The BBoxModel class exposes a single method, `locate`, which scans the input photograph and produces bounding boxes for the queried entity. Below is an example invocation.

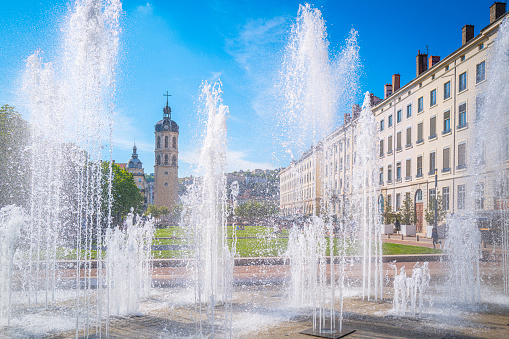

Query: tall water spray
[280,3,361,335]
[444,18,509,304]
[181,80,234,336]
[279,4,335,155]
[15,0,122,335]
[351,92,383,301]
[470,18,509,297]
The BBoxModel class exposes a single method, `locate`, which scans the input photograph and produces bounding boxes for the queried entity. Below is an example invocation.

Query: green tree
[170,204,183,224]
[400,195,416,225]
[234,200,278,222]
[144,204,161,219]
[0,105,30,208]
[102,162,143,226]
[425,192,447,225]
[382,198,396,225]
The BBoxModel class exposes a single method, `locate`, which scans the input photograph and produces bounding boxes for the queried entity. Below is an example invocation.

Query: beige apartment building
[322,96,382,220]
[376,2,509,232]
[280,3,509,232]
[280,144,323,218]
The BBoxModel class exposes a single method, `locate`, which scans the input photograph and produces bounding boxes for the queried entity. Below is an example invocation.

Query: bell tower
[154,91,179,211]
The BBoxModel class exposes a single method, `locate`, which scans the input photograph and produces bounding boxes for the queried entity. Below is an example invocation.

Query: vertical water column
[278,4,335,155]
[183,80,233,336]
[0,206,25,327]
[105,213,154,318]
[22,0,121,335]
[350,93,383,301]
[23,55,66,309]
[280,4,362,334]
[473,18,509,297]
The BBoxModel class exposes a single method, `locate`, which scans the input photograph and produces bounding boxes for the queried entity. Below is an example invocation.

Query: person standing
[432,227,441,249]
[394,217,401,233]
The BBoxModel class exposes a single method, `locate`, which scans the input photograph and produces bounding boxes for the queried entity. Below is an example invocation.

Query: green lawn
[154,226,187,238]
[45,227,442,260]
[154,225,290,239]
[151,228,442,258]
[382,242,442,255]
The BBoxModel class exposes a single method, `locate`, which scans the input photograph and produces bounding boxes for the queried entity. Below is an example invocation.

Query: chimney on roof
[490,2,507,23]
[352,104,361,119]
[370,93,382,106]
[462,25,475,45]
[416,50,428,76]
[392,74,401,92]
[384,84,393,99]
[428,55,440,68]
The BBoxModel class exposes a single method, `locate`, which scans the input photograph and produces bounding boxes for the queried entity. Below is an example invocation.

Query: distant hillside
[178,169,280,202]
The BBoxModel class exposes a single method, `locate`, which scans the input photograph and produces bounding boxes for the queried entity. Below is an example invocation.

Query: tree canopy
[102,162,144,226]
[0,105,30,208]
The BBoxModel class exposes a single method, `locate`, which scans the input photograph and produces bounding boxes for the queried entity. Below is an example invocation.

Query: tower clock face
[163,124,169,130]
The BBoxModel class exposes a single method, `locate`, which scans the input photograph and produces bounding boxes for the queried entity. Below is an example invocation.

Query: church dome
[127,144,143,169]
[155,119,179,133]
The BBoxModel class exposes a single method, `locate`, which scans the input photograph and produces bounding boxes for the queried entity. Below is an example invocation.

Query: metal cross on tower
[163,91,172,120]
[163,91,171,106]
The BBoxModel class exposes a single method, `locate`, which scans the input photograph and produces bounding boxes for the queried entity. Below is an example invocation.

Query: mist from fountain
[443,18,509,305]
[105,212,154,319]
[279,3,362,335]
[391,262,430,318]
[351,92,383,301]
[0,206,25,327]
[180,80,234,336]
[476,18,509,296]
[0,0,133,336]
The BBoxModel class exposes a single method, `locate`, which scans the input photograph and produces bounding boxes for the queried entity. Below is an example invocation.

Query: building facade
[375,3,509,232]
[154,98,179,211]
[280,3,509,232]
[280,144,323,218]
[126,144,148,205]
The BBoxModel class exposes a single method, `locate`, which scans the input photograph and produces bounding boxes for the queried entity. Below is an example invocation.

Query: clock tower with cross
[154,91,179,212]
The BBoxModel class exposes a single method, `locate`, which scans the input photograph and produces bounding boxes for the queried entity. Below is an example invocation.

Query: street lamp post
[434,169,438,232]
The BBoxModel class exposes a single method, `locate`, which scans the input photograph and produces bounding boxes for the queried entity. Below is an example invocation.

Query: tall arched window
[172,136,177,149]
[165,136,168,148]
[157,136,161,149]
[164,154,168,165]
[415,189,423,202]
[156,154,161,165]
[172,155,177,166]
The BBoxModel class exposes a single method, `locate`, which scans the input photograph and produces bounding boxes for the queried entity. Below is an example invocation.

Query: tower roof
[156,91,179,133]
[127,143,143,169]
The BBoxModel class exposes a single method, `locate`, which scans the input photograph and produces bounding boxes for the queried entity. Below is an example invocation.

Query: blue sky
[0,0,497,177]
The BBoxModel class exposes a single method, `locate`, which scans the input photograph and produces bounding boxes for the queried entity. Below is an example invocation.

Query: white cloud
[207,71,222,84]
[226,149,274,172]
[110,111,153,161]
[225,16,288,74]
[136,2,153,15]
[179,148,275,173]
[225,16,288,120]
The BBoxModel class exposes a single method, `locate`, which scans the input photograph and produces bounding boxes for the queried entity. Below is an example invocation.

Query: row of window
[380,143,467,184]
[156,135,177,149]
[379,61,486,132]
[386,183,483,212]
[379,101,476,158]
[156,154,177,166]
